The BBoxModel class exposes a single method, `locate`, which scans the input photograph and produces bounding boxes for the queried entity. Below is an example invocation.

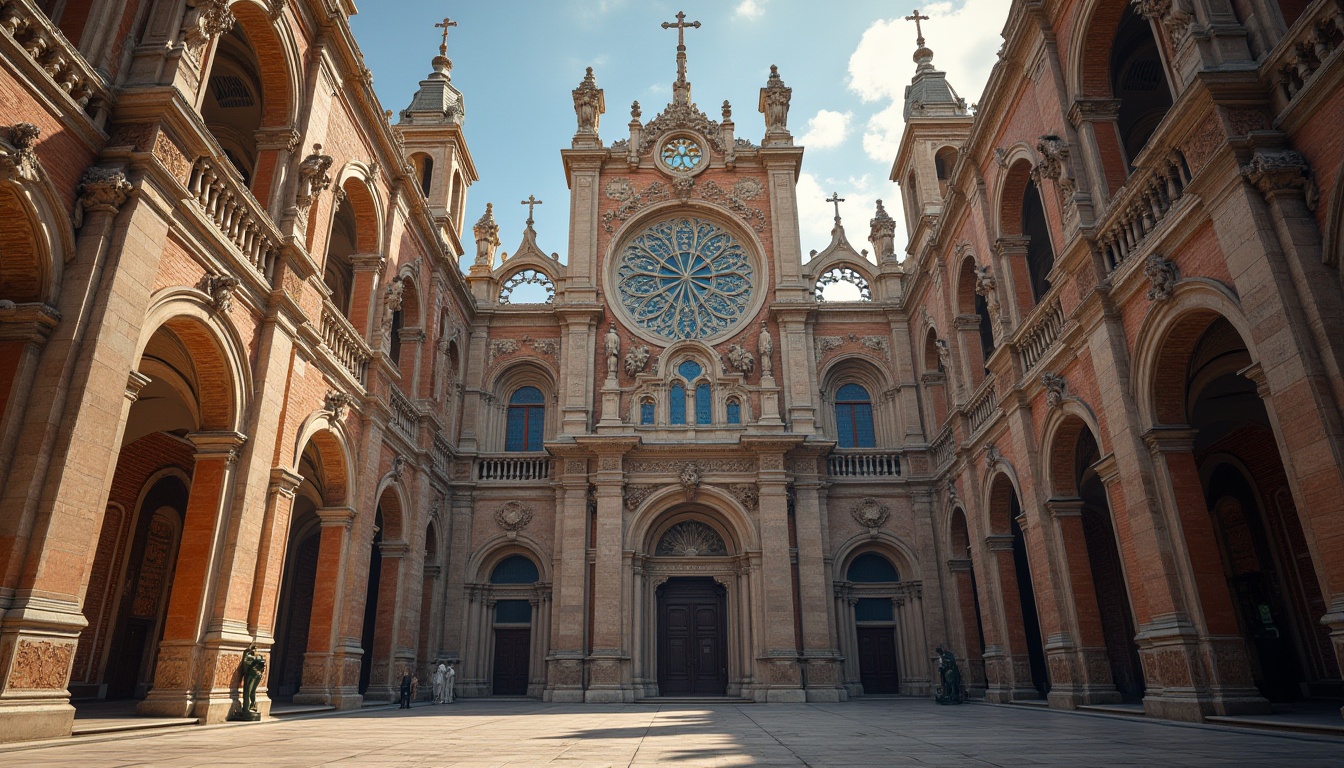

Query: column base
[0,699,74,743]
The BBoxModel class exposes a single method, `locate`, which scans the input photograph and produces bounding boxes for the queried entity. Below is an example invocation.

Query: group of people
[399,662,456,709]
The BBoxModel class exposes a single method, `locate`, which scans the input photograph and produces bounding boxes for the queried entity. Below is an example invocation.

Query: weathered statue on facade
[604,323,621,378]
[934,644,963,705]
[758,321,774,378]
[229,645,265,721]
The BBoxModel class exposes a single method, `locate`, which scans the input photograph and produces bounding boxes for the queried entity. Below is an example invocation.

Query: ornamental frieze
[625,458,756,474]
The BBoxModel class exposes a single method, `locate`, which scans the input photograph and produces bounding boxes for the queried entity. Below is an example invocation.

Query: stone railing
[387,387,418,445]
[0,0,112,126]
[476,455,552,482]
[1015,294,1064,372]
[1094,150,1191,273]
[929,424,956,472]
[827,450,902,478]
[320,301,371,387]
[186,157,281,280]
[432,433,452,478]
[1269,0,1344,112]
[967,375,998,436]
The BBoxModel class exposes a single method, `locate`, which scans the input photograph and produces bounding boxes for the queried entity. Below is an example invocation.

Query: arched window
[935,146,958,198]
[670,384,687,425]
[490,554,539,584]
[1111,5,1174,170]
[418,156,434,198]
[835,383,876,448]
[695,382,711,424]
[1022,183,1054,302]
[726,398,742,425]
[505,386,545,452]
[640,398,655,425]
[847,552,899,582]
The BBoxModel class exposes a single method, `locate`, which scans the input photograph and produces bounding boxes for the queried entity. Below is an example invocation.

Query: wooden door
[492,628,530,695]
[657,578,727,696]
[857,627,899,694]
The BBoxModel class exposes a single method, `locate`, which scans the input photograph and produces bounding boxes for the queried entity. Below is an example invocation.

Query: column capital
[1067,98,1121,127]
[1237,361,1270,399]
[187,430,248,463]
[1044,497,1085,519]
[1142,425,1198,454]
[350,253,387,272]
[269,467,305,498]
[315,505,356,527]
[985,534,1015,551]
[126,370,153,402]
[379,541,411,558]
[947,557,973,572]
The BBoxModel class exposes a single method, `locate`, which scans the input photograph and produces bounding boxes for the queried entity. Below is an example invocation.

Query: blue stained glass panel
[854,598,894,622]
[695,382,711,424]
[677,360,703,381]
[670,384,686,425]
[836,384,876,448]
[726,399,741,424]
[640,399,655,425]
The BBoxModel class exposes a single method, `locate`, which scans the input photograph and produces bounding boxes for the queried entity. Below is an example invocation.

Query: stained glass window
[505,386,545,451]
[695,382,711,424]
[615,218,754,341]
[726,398,741,424]
[640,398,655,425]
[847,552,899,582]
[660,137,703,171]
[677,360,703,380]
[835,383,876,448]
[490,555,540,584]
[670,384,686,425]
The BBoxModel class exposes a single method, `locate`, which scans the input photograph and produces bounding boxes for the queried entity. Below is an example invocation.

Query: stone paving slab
[1,699,1340,767]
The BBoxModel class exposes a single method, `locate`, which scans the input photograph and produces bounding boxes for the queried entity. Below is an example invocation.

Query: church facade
[1,0,1342,744]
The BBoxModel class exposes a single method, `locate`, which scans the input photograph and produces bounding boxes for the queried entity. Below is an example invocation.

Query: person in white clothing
[432,662,447,704]
[445,663,456,704]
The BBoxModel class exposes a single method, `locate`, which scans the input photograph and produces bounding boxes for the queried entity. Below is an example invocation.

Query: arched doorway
[489,554,539,696]
[986,474,1049,699]
[947,507,987,693]
[358,505,385,697]
[656,576,727,696]
[846,553,900,695]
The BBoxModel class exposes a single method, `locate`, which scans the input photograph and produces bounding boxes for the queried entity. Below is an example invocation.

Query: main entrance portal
[657,577,728,696]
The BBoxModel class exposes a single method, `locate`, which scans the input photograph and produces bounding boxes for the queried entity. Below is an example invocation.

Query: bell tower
[398,17,479,254]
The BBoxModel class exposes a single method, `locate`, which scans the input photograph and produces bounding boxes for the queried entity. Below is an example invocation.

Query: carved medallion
[494,501,533,539]
[850,498,890,531]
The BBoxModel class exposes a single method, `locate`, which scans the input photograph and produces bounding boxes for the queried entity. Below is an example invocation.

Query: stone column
[139,431,248,720]
[246,468,303,704]
[457,324,489,452]
[983,535,1038,701]
[754,453,803,701]
[1046,498,1120,707]
[558,310,600,436]
[0,304,59,490]
[295,506,358,709]
[348,254,386,341]
[947,558,987,691]
[586,449,632,702]
[367,540,408,703]
[545,458,590,701]
[791,460,843,701]
[1067,99,1124,202]
[993,237,1032,328]
[439,492,474,664]
[776,309,817,434]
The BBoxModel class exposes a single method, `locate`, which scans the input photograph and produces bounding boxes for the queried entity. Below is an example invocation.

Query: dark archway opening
[1022,183,1054,302]
[358,507,385,696]
[1111,5,1174,169]
[1010,495,1050,697]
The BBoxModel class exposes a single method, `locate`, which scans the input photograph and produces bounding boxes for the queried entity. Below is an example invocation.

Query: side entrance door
[657,577,727,696]
[856,626,899,694]
[492,628,530,695]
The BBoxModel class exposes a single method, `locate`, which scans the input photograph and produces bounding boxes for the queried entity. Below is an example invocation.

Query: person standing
[445,663,456,704]
[432,662,447,704]
[399,667,413,709]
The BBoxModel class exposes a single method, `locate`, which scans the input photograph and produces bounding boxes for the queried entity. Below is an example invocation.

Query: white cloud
[796,173,897,259]
[735,0,767,20]
[799,109,852,149]
[847,0,1007,162]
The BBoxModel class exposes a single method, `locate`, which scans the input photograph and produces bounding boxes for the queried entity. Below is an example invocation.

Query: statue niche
[655,520,727,557]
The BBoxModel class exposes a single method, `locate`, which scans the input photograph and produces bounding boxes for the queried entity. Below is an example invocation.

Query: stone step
[634,697,757,705]
[71,717,199,737]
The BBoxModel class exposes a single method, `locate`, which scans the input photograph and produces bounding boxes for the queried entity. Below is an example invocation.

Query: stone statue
[604,323,620,378]
[230,644,265,721]
[935,644,963,705]
[572,67,604,138]
[445,663,457,704]
[759,65,792,142]
[758,321,774,378]
[432,661,447,704]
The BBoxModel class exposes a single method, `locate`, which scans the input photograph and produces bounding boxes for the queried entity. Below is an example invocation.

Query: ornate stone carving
[758,321,774,378]
[296,145,333,210]
[934,338,951,371]
[637,101,726,157]
[1144,254,1180,302]
[602,179,671,233]
[946,479,960,506]
[679,462,702,498]
[7,640,74,689]
[324,390,356,420]
[725,343,754,375]
[74,166,132,228]
[624,484,655,511]
[624,343,650,377]
[1241,149,1318,211]
[728,483,759,511]
[985,443,1003,470]
[268,0,287,21]
[572,67,604,139]
[604,323,621,378]
[199,273,240,313]
[850,498,890,531]
[183,0,236,58]
[1131,0,1193,44]
[626,458,756,474]
[0,122,40,181]
[759,65,792,144]
[489,338,520,363]
[494,501,533,538]
[1041,372,1067,408]
[869,199,896,260]
[1032,134,1075,203]
[391,454,410,480]
[815,336,844,356]
[655,520,727,556]
[527,337,560,356]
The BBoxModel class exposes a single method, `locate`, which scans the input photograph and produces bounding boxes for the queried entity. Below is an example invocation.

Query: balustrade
[967,376,998,436]
[0,0,111,125]
[476,455,552,481]
[388,387,418,444]
[1271,0,1344,110]
[1015,295,1064,373]
[432,433,452,478]
[187,157,281,279]
[320,302,372,387]
[1094,151,1190,272]
[826,451,902,478]
[929,425,956,472]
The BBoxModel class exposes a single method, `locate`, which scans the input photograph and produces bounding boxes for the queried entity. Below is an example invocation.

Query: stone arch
[994,151,1036,238]
[0,174,68,305]
[832,533,922,583]
[410,153,434,199]
[469,538,551,585]
[626,485,758,554]
[819,354,897,448]
[1069,0,1138,100]
[1039,400,1106,498]
[336,169,383,254]
[208,1,299,127]
[486,360,558,452]
[135,291,252,434]
[290,411,355,507]
[983,467,1023,537]
[372,470,409,544]
[934,144,959,197]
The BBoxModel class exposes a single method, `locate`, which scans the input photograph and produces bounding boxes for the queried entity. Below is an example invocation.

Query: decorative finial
[826,191,846,222]
[722,100,732,120]
[435,17,458,57]
[631,100,641,119]
[904,8,930,48]
[661,10,702,96]
[520,195,543,227]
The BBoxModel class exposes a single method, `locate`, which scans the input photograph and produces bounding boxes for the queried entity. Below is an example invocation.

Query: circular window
[614,216,755,342]
[660,137,703,171]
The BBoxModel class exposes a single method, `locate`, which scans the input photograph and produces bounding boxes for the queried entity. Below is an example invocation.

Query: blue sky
[350,0,1009,267]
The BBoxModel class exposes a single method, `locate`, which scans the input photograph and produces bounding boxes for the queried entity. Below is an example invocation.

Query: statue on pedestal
[229,645,265,721]
[758,322,774,378]
[604,323,621,378]
[934,644,964,705]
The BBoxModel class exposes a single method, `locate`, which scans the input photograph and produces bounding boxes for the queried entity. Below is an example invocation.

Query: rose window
[660,137,703,171]
[615,217,754,341]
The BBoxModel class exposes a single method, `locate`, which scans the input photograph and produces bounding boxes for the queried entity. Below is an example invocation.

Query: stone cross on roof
[520,195,543,227]
[904,9,929,47]
[826,191,846,221]
[435,17,458,56]
[661,11,701,89]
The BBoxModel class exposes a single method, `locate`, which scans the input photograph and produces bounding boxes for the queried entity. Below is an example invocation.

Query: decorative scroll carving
[1041,372,1067,408]
[626,458,756,474]
[74,166,131,228]
[1241,149,1318,211]
[655,520,727,556]
[324,390,356,420]
[0,122,40,182]
[985,443,1003,471]
[727,483,759,511]
[602,179,671,233]
[624,484,655,511]
[494,501,533,537]
[850,498,890,531]
[199,273,240,313]
[679,462,702,498]
[815,267,872,302]
[1144,254,1180,302]
[391,455,410,481]
[1131,0,1193,44]
[725,344,754,375]
[624,343,651,376]
[7,640,73,689]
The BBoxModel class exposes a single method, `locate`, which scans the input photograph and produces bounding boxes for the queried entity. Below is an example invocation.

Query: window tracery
[815,267,872,302]
[655,521,727,556]
[499,269,555,305]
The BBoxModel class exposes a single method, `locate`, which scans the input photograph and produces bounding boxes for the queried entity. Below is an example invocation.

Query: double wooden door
[856,627,899,694]
[657,578,728,696]
[492,628,530,695]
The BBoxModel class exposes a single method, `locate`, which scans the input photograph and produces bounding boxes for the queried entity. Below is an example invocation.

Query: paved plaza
[0,700,1339,767]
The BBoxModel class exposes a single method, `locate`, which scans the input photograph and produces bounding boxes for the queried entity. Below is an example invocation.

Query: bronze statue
[229,644,266,721]
[934,644,963,705]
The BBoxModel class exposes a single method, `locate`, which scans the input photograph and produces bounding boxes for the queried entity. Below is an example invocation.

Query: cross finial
[520,195,543,226]
[661,11,701,49]
[826,191,846,221]
[904,8,930,47]
[435,17,458,56]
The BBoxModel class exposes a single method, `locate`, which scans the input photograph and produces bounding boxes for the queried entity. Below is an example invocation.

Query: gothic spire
[900,9,967,120]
